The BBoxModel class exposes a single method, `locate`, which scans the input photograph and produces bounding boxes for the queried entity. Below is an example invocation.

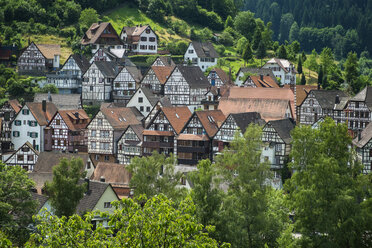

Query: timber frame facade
[0,100,21,153]
[4,142,39,171]
[112,66,141,104]
[117,125,143,165]
[17,42,47,75]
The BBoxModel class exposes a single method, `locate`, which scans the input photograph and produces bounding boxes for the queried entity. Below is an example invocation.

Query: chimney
[74,112,80,119]
[260,74,263,81]
[217,87,221,97]
[358,132,362,141]
[98,21,102,24]
[48,91,52,102]
[335,95,340,104]
[84,178,90,193]
[100,176,105,182]
[42,100,46,112]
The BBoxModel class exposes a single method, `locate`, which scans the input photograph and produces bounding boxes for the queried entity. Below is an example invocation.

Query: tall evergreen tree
[344,51,360,93]
[242,42,253,65]
[256,40,266,66]
[252,27,262,50]
[301,51,307,62]
[317,66,323,89]
[224,15,234,29]
[289,21,299,43]
[297,56,303,74]
[278,45,287,59]
[300,73,306,85]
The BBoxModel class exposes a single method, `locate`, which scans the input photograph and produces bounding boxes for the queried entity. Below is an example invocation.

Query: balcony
[142,141,174,148]
[177,146,209,153]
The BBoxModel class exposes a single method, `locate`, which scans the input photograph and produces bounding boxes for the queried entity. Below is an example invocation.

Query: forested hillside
[243,0,372,58]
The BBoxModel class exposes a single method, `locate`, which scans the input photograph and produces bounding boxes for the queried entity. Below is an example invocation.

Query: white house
[11,101,57,152]
[262,58,297,85]
[184,41,219,72]
[4,141,39,171]
[126,87,159,118]
[112,66,142,104]
[234,67,278,86]
[120,25,157,54]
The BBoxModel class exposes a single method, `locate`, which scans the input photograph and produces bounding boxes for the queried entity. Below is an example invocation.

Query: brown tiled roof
[196,110,225,137]
[353,122,372,148]
[222,87,295,119]
[4,141,39,164]
[26,102,58,126]
[249,75,279,88]
[34,93,82,110]
[152,66,174,84]
[57,109,90,131]
[162,107,192,134]
[81,22,122,45]
[36,44,60,59]
[177,133,209,141]
[284,85,318,106]
[153,56,175,67]
[126,66,142,83]
[218,98,292,122]
[101,107,142,130]
[143,130,174,136]
[91,162,131,186]
[8,99,22,113]
[212,68,230,84]
[122,25,150,37]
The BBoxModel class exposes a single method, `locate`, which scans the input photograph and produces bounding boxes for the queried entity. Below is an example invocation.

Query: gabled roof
[33,152,89,173]
[162,107,192,134]
[8,99,22,113]
[266,118,295,144]
[350,86,372,110]
[52,109,90,131]
[284,85,318,106]
[152,56,175,67]
[126,66,142,83]
[211,67,231,85]
[176,65,210,89]
[124,124,144,142]
[36,44,61,59]
[26,102,58,126]
[306,90,348,109]
[94,61,119,78]
[353,122,372,148]
[4,141,39,164]
[265,58,296,73]
[195,110,226,138]
[247,75,279,88]
[230,112,266,134]
[81,22,122,45]
[100,107,142,130]
[236,67,278,83]
[152,66,174,84]
[140,87,159,106]
[34,94,81,110]
[190,41,219,58]
[121,25,150,37]
[91,162,131,187]
[70,54,90,74]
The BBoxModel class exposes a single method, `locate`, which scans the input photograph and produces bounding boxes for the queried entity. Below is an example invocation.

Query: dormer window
[189,49,194,54]
[146,28,150,34]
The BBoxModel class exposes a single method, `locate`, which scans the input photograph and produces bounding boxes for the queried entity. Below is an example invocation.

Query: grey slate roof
[353,122,372,148]
[177,65,210,89]
[191,41,219,58]
[33,152,89,173]
[350,86,372,110]
[230,112,266,134]
[126,66,142,83]
[268,118,295,144]
[71,54,90,74]
[140,87,159,106]
[95,61,119,78]
[159,96,172,107]
[309,90,348,109]
[32,192,49,212]
[34,93,81,110]
[237,67,279,84]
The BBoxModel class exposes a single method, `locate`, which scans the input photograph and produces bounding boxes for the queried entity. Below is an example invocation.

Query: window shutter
[35,132,38,138]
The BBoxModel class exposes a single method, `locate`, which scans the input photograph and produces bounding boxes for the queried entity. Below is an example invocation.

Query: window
[14,120,21,126]
[128,83,133,88]
[138,97,143,103]
[146,106,150,112]
[97,119,103,125]
[30,132,38,138]
[59,129,63,135]
[104,202,112,208]
[87,162,91,169]
[91,142,96,149]
[355,102,359,108]
[189,49,194,54]
[146,28,151,34]
[17,155,24,161]
[149,37,155,42]
[91,130,96,137]
[95,154,100,160]
[27,155,34,161]
[140,37,147,41]
[140,106,144,112]
[22,109,29,115]
[104,155,110,161]
[90,86,93,91]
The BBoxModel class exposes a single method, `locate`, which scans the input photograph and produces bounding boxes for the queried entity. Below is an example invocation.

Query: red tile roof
[152,66,174,84]
[9,99,22,114]
[249,75,279,88]
[57,109,90,131]
[142,130,174,136]
[26,102,58,126]
[196,110,226,137]
[162,107,192,134]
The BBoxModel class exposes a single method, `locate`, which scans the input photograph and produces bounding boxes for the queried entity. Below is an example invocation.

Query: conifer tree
[242,42,253,65]
[256,40,267,66]
[300,73,306,85]
[297,56,303,74]
[252,28,262,50]
[318,65,323,89]
[224,15,233,29]
[301,51,307,62]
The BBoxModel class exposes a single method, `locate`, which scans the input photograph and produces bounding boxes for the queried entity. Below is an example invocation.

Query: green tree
[285,117,371,247]
[39,83,58,94]
[242,42,253,65]
[127,152,184,201]
[28,195,229,247]
[297,56,303,74]
[279,13,294,43]
[252,27,262,50]
[256,40,266,66]
[301,51,307,62]
[147,0,167,23]
[300,73,306,85]
[44,158,87,217]
[278,45,287,59]
[224,15,234,28]
[304,49,318,72]
[0,164,37,246]
[79,8,99,30]
[216,124,282,247]
[236,36,248,55]
[344,51,360,93]
[320,47,335,75]
[289,21,299,43]
[234,11,256,41]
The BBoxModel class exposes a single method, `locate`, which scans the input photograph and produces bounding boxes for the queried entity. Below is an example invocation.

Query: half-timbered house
[164,66,210,111]
[235,67,277,86]
[0,99,22,153]
[120,25,158,54]
[4,142,39,171]
[177,110,225,166]
[117,125,143,165]
[213,112,265,155]
[144,96,172,127]
[261,118,295,188]
[299,90,348,125]
[17,42,60,75]
[112,66,142,103]
[184,41,219,72]
[44,109,90,153]
[46,54,90,94]
[89,48,132,66]
[81,22,123,54]
[87,107,143,165]
[142,106,191,156]
[151,56,175,67]
[11,101,57,152]
[353,122,372,174]
[82,61,119,104]
[126,87,159,117]
[207,68,230,88]
[141,66,174,95]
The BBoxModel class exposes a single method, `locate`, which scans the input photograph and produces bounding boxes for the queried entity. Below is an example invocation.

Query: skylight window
[175,113,179,119]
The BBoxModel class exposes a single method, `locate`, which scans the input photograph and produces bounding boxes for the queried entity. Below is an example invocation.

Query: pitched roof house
[184,41,219,72]
[262,58,297,85]
[235,67,278,86]
[141,66,174,95]
[81,22,123,54]
[34,93,82,110]
[352,122,372,174]
[207,68,231,88]
[4,141,39,171]
[243,75,279,88]
[151,56,175,67]
[126,87,160,117]
[0,99,22,153]
[112,66,142,103]
[120,24,158,54]
[117,124,144,165]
